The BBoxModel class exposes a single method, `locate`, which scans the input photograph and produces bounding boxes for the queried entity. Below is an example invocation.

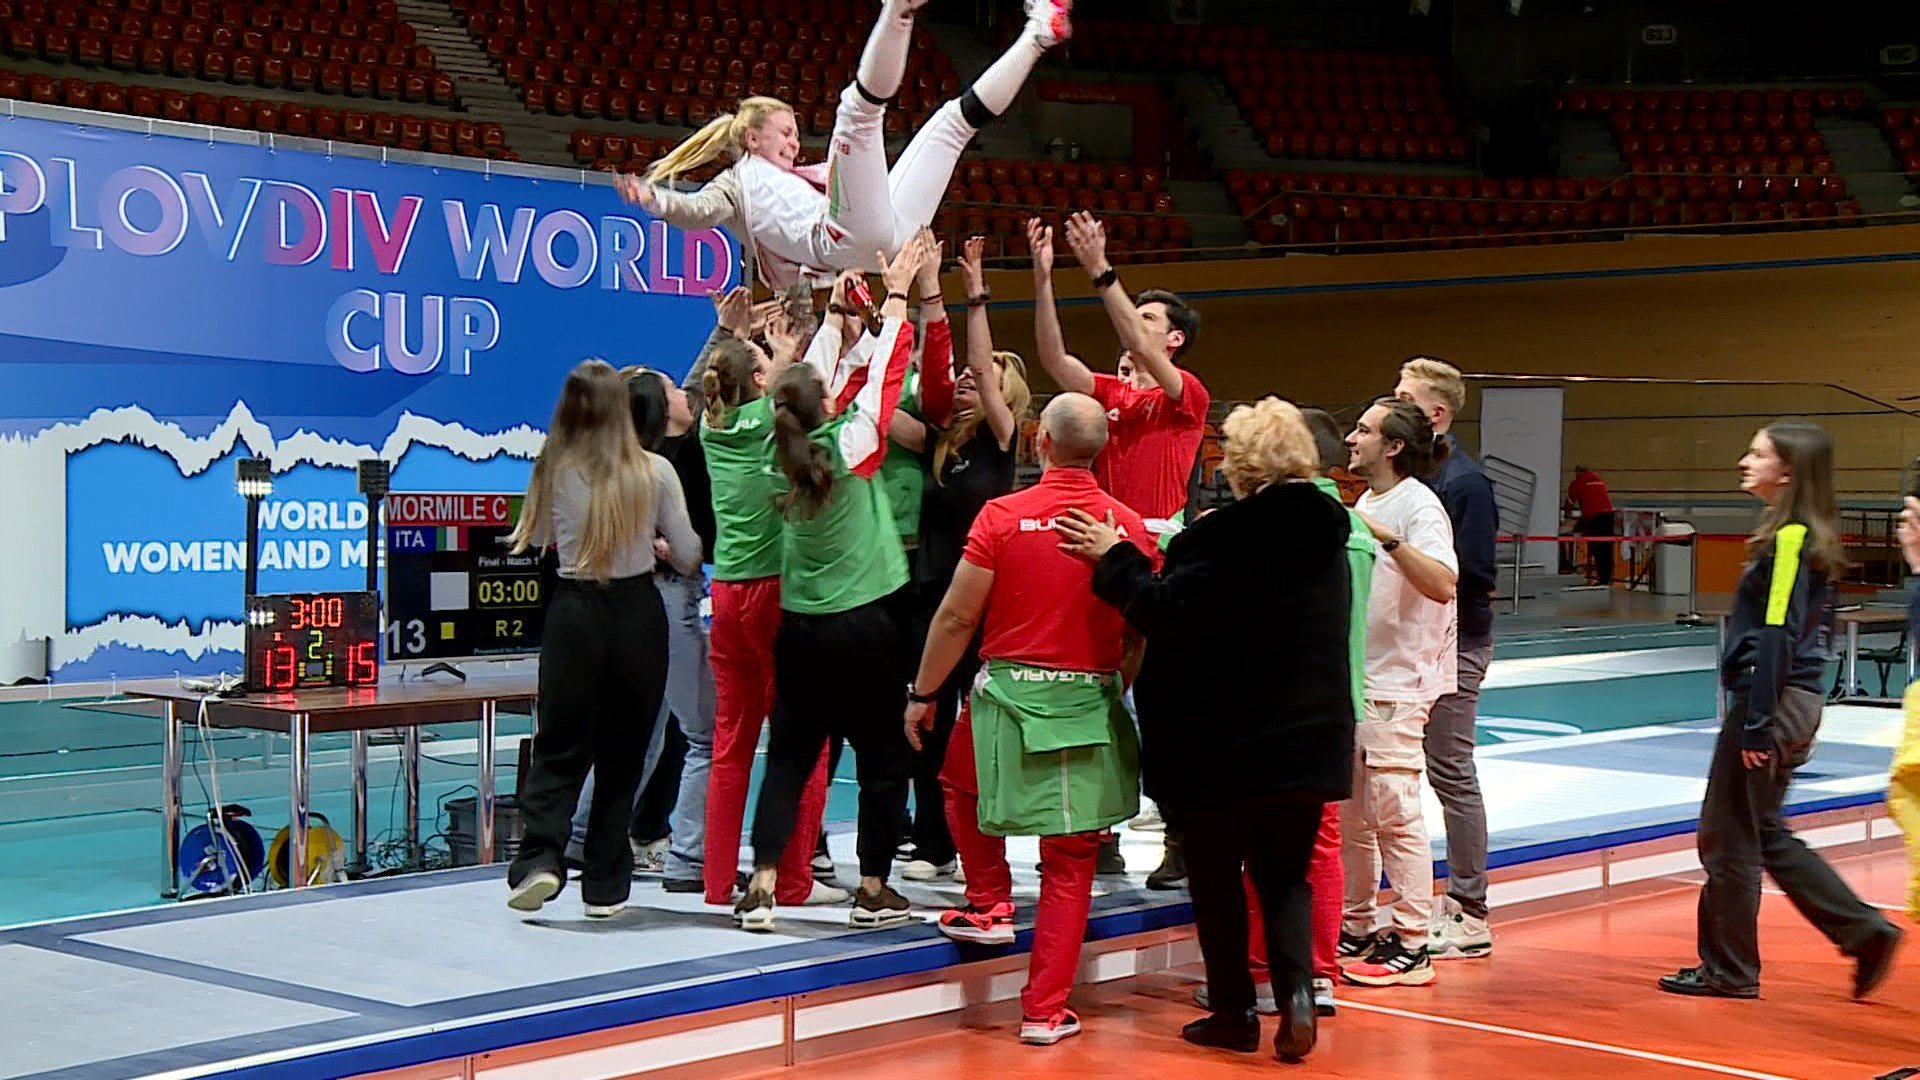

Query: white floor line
[1762,886,1904,915]
[1336,1000,1796,1080]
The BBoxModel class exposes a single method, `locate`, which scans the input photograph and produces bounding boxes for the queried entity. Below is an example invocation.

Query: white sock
[856,1,917,102]
[967,24,1046,117]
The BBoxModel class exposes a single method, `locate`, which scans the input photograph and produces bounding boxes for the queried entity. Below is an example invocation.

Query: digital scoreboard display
[245,591,381,691]
[384,492,544,662]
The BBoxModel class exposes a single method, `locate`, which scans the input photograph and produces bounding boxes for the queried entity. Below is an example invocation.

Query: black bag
[1773,685,1823,768]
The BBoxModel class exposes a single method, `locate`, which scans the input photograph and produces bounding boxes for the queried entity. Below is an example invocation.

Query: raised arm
[1357,503,1459,604]
[915,229,956,427]
[617,170,737,231]
[1027,217,1094,396]
[836,239,927,478]
[1064,211,1183,402]
[960,235,1017,451]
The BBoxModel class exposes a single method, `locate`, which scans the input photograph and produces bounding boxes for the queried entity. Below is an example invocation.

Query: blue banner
[0,112,737,680]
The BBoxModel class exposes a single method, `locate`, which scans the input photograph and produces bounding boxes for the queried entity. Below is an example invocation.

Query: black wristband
[906,682,938,704]
[967,290,991,308]
[828,302,855,317]
[886,290,909,303]
[1090,266,1119,291]
[918,291,945,305]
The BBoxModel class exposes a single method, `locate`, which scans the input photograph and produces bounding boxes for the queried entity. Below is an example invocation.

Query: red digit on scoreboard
[266,641,298,690]
[349,640,378,685]
[326,596,344,628]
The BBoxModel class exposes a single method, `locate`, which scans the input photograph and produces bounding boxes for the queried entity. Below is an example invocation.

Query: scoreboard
[245,591,381,691]
[384,492,544,662]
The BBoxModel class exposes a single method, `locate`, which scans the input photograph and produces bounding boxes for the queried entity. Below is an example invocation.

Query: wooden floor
[746,850,1917,1079]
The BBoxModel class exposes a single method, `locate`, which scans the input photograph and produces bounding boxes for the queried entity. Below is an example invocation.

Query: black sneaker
[661,877,703,894]
[1342,932,1436,987]
[1853,923,1902,1000]
[1097,835,1129,876]
[1337,929,1379,960]
[733,885,774,932]
[1657,965,1757,999]
[1146,841,1186,889]
[850,882,913,928]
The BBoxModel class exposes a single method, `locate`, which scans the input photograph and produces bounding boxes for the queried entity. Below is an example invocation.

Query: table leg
[478,699,497,864]
[1845,621,1861,698]
[289,712,310,888]
[404,725,422,869]
[162,701,182,899]
[349,730,369,873]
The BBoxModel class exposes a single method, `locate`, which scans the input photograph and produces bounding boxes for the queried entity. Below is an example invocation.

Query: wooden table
[124,674,537,898]
[1834,606,1914,701]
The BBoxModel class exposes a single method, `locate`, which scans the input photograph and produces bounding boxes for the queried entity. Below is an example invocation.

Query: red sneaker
[936,901,1015,945]
[1019,1008,1081,1045]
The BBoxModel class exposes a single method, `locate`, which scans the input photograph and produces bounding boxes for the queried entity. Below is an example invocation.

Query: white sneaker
[1128,803,1165,832]
[901,858,956,881]
[1428,895,1493,959]
[1019,1008,1081,1045]
[630,837,668,875]
[507,870,561,913]
[1192,981,1279,1015]
[1025,0,1072,47]
[811,852,836,879]
[1312,977,1336,1016]
[799,880,851,905]
[584,901,626,918]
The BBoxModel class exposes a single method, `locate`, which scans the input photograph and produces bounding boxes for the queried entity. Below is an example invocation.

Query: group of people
[485,0,1902,1061]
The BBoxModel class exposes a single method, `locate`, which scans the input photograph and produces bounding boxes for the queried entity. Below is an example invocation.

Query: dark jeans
[1577,511,1618,585]
[1175,791,1324,1014]
[754,589,914,881]
[631,715,688,842]
[511,575,668,907]
[1695,694,1891,988]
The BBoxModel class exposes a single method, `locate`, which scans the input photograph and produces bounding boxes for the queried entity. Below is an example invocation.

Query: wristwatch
[1380,536,1402,553]
[906,682,938,705]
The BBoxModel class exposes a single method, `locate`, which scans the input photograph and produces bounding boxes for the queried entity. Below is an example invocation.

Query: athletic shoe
[895,840,916,862]
[1191,981,1278,1015]
[937,901,1016,945]
[1656,965,1757,999]
[1342,933,1436,987]
[1337,929,1380,960]
[630,837,668,875]
[1853,923,1902,999]
[1097,835,1129,876]
[734,886,775,932]
[1311,977,1337,1017]
[798,880,851,905]
[1181,1009,1259,1053]
[583,901,626,919]
[507,869,561,913]
[811,852,837,880]
[1019,1008,1081,1045]
[1025,0,1072,47]
[850,883,914,928]
[1146,842,1186,890]
[901,858,957,882]
[1428,895,1493,958]
[1128,803,1165,832]
[661,877,703,894]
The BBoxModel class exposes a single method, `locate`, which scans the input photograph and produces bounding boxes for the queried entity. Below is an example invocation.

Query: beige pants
[1341,697,1436,948]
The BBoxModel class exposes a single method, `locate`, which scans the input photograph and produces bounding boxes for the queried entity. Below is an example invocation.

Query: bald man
[905,394,1157,1047]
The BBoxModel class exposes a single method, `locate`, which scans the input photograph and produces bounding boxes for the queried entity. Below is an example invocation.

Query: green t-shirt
[877,373,926,541]
[699,396,785,582]
[1314,476,1376,719]
[778,401,910,615]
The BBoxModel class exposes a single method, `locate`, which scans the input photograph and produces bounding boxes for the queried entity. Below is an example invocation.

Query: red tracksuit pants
[1246,801,1343,980]
[704,577,829,906]
[940,702,1100,1019]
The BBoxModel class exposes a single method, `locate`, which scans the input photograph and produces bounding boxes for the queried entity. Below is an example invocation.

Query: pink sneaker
[1026,0,1072,47]
[936,901,1015,945]
[1019,1008,1081,1045]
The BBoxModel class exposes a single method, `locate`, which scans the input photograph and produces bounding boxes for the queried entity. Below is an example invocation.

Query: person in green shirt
[735,233,929,933]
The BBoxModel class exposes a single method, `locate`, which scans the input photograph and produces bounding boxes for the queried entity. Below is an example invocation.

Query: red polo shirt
[962,468,1157,672]
[1089,368,1210,522]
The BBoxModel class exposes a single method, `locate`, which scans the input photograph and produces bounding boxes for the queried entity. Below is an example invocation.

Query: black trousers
[754,588,914,881]
[631,714,687,843]
[1695,694,1890,989]
[1175,791,1323,1014]
[902,582,973,866]
[511,575,668,907]
[1577,511,1618,585]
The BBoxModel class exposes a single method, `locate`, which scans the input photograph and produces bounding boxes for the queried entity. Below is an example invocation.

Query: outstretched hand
[959,235,988,295]
[915,226,945,297]
[881,233,929,296]
[614,172,656,210]
[711,286,752,337]
[1054,507,1123,561]
[1025,217,1055,278]
[1064,211,1108,274]
[764,311,801,365]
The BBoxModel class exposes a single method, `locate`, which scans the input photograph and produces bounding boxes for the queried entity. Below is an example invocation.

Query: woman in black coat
[1056,397,1355,1064]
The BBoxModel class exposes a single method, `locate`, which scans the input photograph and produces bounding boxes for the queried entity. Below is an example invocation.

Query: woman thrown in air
[616,0,1072,288]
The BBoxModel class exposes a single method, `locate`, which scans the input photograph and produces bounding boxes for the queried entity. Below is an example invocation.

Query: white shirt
[1355,477,1459,702]
[734,155,830,288]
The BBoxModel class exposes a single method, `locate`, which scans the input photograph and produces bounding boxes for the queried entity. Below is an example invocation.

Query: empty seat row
[1609,109,1825,135]
[1622,153,1835,178]
[1558,86,1864,116]
[4,29,455,102]
[10,1,408,41]
[1619,130,1825,156]
[960,158,1165,195]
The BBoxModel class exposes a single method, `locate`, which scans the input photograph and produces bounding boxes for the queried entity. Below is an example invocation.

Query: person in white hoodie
[619,0,1072,289]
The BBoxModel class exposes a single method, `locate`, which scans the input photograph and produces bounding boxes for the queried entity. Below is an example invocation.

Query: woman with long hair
[735,235,928,932]
[698,325,847,909]
[1659,419,1900,999]
[615,0,1070,289]
[886,234,1029,881]
[505,360,701,918]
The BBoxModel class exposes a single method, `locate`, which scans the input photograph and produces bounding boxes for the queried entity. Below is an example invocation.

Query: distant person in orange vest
[1564,465,1618,586]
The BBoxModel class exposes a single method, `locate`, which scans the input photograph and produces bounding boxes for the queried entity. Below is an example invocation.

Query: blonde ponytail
[645,96,795,185]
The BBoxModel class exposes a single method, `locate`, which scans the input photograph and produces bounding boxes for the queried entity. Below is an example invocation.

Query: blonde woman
[616,0,1071,289]
[505,361,702,919]
[886,234,1030,881]
[1055,398,1358,1062]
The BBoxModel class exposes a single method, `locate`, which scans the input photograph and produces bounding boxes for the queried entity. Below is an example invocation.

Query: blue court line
[997,249,1920,310]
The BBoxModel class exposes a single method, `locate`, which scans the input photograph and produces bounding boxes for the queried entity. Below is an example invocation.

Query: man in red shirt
[1563,465,1618,585]
[1029,211,1209,887]
[905,392,1156,1047]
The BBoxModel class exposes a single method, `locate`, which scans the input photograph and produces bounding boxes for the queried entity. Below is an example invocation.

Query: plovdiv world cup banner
[0,112,737,681]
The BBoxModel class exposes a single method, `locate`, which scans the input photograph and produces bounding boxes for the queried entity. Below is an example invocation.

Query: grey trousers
[1424,638,1492,918]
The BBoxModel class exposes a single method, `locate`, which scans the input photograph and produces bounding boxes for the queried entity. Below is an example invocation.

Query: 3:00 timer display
[476,576,540,607]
